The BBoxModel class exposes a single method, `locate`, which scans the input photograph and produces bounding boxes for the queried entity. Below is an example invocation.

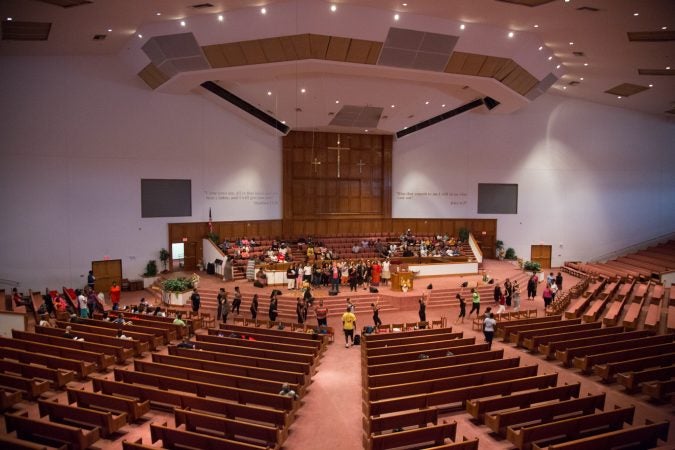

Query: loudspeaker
[206,263,215,275]
[328,289,338,296]
[369,287,379,293]
[426,283,433,290]
[461,281,469,288]
[483,96,500,110]
[214,259,223,266]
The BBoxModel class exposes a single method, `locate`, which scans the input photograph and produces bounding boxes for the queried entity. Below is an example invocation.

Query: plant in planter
[161,277,194,293]
[495,240,505,260]
[505,248,517,260]
[207,232,220,244]
[523,260,542,273]
[143,260,158,277]
[458,227,470,243]
[159,248,170,273]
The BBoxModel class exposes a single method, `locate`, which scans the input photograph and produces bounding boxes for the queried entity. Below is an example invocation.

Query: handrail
[0,279,20,287]
[468,233,483,263]
[592,231,675,263]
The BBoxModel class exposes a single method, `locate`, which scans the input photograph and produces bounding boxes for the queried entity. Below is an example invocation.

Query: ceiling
[1,0,673,135]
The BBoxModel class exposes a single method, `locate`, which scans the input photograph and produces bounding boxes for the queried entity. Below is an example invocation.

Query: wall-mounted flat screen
[141,179,192,218]
[477,183,518,214]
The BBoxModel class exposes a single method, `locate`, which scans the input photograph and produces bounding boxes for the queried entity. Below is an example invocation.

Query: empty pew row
[581,281,620,323]
[0,358,75,389]
[38,398,127,438]
[364,326,456,342]
[4,412,100,450]
[555,333,672,367]
[572,342,675,375]
[601,280,635,326]
[667,287,675,332]
[366,349,505,376]
[364,421,460,450]
[363,334,468,358]
[514,322,601,348]
[616,364,675,393]
[35,325,148,356]
[55,320,162,351]
[195,334,318,359]
[219,323,329,349]
[366,342,491,367]
[150,422,272,450]
[641,378,675,402]
[565,279,606,319]
[0,387,24,412]
[643,284,664,331]
[622,282,650,329]
[592,352,675,383]
[0,434,68,450]
[191,339,314,366]
[0,372,50,400]
[208,327,322,354]
[0,336,113,372]
[0,346,96,379]
[536,327,641,359]
[67,387,150,422]
[363,329,461,350]
[496,315,563,340]
[527,326,623,356]
[11,329,130,365]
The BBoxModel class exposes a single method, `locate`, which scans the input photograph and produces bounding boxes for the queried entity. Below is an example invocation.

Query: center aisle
[282,333,364,450]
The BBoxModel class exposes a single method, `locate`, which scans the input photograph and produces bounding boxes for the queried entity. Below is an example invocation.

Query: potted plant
[207,232,220,244]
[458,227,470,243]
[159,248,170,273]
[142,260,160,288]
[523,260,542,274]
[161,276,197,306]
[505,248,517,260]
[495,240,505,260]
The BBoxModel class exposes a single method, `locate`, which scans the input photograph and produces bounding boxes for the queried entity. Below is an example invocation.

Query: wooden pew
[11,329,128,365]
[516,322,601,349]
[1,387,23,412]
[363,331,461,349]
[38,398,128,438]
[113,368,296,412]
[641,378,675,401]
[365,373,558,416]
[0,434,67,450]
[496,315,562,340]
[0,373,50,400]
[466,383,581,422]
[423,438,479,449]
[592,351,675,383]
[366,357,521,388]
[102,312,188,338]
[366,343,490,366]
[208,327,322,354]
[153,353,307,386]
[66,388,150,422]
[530,419,669,450]
[367,349,504,376]
[555,333,672,367]
[365,326,455,341]
[363,408,438,435]
[601,280,634,326]
[122,438,157,450]
[36,325,148,357]
[573,342,675,374]
[621,282,649,329]
[616,364,675,393]
[92,378,290,429]
[56,321,162,351]
[133,360,302,396]
[536,326,626,359]
[485,393,605,435]
[365,421,457,450]
[150,422,270,450]
[168,345,311,376]
[507,406,635,450]
[0,358,75,389]
[197,333,318,357]
[74,317,175,344]
[581,281,619,323]
[365,336,476,358]
[0,346,96,379]
[366,365,540,401]
[0,336,113,371]
[5,412,101,450]
[507,319,583,345]
[219,323,328,349]
[643,293,662,331]
[192,340,314,366]
[174,407,283,449]
[667,286,675,332]
[565,280,605,319]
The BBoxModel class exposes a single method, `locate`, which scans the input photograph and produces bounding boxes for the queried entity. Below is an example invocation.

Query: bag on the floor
[363,326,374,335]
[353,334,361,345]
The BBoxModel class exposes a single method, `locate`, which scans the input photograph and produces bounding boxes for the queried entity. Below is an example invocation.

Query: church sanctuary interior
[2,0,675,449]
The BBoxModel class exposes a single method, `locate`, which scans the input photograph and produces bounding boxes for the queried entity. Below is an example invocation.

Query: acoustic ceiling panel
[378,27,457,72]
[525,72,558,101]
[1,20,52,41]
[138,63,171,90]
[35,0,91,7]
[142,33,210,75]
[604,83,650,97]
[329,105,383,128]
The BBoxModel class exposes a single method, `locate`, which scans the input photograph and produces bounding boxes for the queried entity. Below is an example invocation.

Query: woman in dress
[250,294,259,320]
[455,292,466,324]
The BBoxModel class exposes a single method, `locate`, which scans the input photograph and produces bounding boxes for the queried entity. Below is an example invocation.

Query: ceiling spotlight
[584,62,589,66]
[548,56,553,61]
[667,66,672,70]
[580,77,584,80]
[538,46,543,51]
[508,31,515,38]
[633,12,639,16]
[394,14,400,21]
[180,20,186,27]
[662,26,668,30]
[218,15,224,22]
[138,34,143,38]
[335,100,340,104]
[648,84,653,87]
[564,0,570,2]
[107,28,112,32]
[300,88,306,93]
[156,12,161,16]
[569,42,574,45]
[441,104,446,108]
[6,17,13,21]
[261,7,267,14]
[267,91,272,96]
[281,120,286,124]
[330,4,337,12]
[403,126,408,130]
[425,101,430,105]
[402,2,408,5]
[617,96,622,99]
[365,129,369,132]
[391,104,395,108]
[460,24,465,30]
[556,64,561,69]
[534,24,539,28]
[563,86,567,90]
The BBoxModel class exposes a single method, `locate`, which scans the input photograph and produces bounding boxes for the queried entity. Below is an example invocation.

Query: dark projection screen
[477,183,518,214]
[141,179,192,218]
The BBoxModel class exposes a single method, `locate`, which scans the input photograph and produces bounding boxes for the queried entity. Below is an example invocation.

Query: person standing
[483,312,497,350]
[555,272,563,290]
[87,270,96,291]
[268,295,278,322]
[381,258,391,286]
[109,281,121,311]
[86,288,98,318]
[527,274,538,300]
[550,281,559,302]
[232,286,242,315]
[76,289,88,319]
[512,282,521,312]
[371,300,382,327]
[330,263,340,292]
[418,296,427,322]
[296,297,305,324]
[493,283,502,305]
[190,288,201,314]
[469,288,481,318]
[455,292,466,324]
[216,288,227,321]
[342,307,357,348]
[542,284,553,308]
[286,264,296,290]
[315,300,328,327]
[250,294,259,320]
[504,278,513,307]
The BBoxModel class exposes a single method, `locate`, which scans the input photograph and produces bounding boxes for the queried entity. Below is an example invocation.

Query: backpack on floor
[353,334,361,346]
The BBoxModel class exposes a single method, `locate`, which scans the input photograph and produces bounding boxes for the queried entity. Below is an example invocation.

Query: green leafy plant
[143,260,158,277]
[159,248,170,272]
[207,232,220,244]
[458,227,470,242]
[505,248,517,260]
[495,240,504,250]
[523,260,542,273]
[161,277,194,292]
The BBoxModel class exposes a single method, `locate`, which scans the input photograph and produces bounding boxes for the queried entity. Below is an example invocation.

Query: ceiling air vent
[191,3,214,8]
[378,27,458,72]
[1,20,52,40]
[568,81,580,86]
[576,6,600,12]
[604,83,650,97]
[93,34,106,41]
[36,0,92,7]
[572,51,585,57]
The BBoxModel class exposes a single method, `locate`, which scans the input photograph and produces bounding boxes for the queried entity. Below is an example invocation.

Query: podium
[391,271,414,291]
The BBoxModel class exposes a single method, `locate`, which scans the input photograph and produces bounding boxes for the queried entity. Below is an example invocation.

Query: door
[92,259,122,295]
[183,242,197,271]
[531,245,552,269]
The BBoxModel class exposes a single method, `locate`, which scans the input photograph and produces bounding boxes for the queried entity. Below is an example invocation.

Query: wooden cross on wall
[327,134,351,178]
[311,157,322,174]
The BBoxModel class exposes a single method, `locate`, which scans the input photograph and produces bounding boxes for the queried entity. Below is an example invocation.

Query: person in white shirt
[483,313,497,350]
[76,290,89,319]
[550,282,559,302]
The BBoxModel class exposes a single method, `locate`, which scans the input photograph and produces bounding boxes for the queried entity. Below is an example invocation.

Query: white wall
[393,94,675,266]
[0,56,281,290]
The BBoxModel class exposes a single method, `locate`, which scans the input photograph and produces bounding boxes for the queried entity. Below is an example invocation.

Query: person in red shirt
[109,281,121,311]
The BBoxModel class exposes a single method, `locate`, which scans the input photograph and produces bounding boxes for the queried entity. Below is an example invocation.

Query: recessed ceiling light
[335,100,340,104]
[330,4,337,12]
[538,46,543,51]
[583,63,588,66]
[633,12,639,17]
[617,96,622,99]
[662,26,668,30]
[156,12,161,16]
[300,88,306,93]
[564,0,570,2]
[425,101,429,105]
[556,64,561,69]
[460,24,465,30]
[563,86,567,90]
[548,56,553,61]
[138,34,143,38]
[267,91,272,96]
[508,31,515,38]
[107,28,112,32]
[441,104,446,108]
[394,14,400,21]
[667,66,672,70]
[180,20,186,27]
[569,42,574,45]
[534,24,539,28]
[365,129,369,132]
[580,77,584,80]
[648,84,653,87]
[281,120,286,124]
[402,2,407,5]
[391,104,395,108]
[261,7,267,14]
[218,15,224,21]
[403,126,408,130]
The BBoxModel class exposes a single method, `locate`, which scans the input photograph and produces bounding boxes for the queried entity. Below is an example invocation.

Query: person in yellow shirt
[341,307,356,348]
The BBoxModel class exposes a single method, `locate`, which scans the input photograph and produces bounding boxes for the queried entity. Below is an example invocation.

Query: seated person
[12,288,33,310]
[173,313,186,327]
[279,383,299,400]
[53,295,67,313]
[38,314,53,328]
[101,311,111,321]
[176,337,196,349]
[113,313,131,325]
[116,329,132,340]
[256,269,268,287]
[153,306,165,317]
[63,325,84,341]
